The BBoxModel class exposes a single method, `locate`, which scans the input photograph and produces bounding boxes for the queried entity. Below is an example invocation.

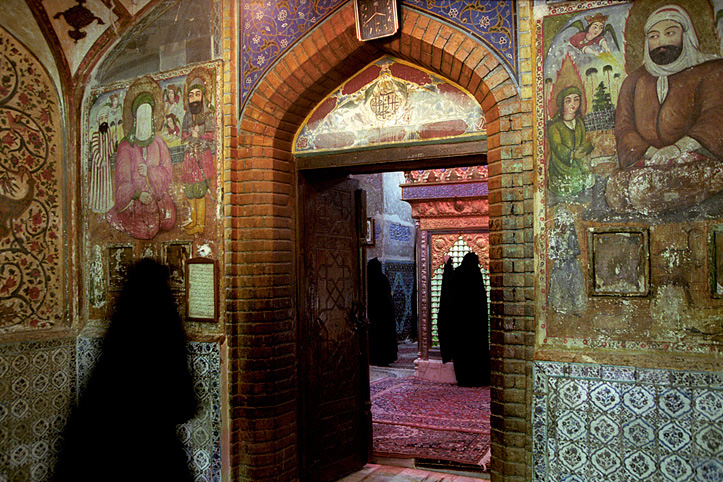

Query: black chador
[53,259,198,482]
[367,258,398,366]
[445,252,490,387]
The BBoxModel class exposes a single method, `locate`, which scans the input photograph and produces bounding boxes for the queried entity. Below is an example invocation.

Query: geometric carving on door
[315,190,354,238]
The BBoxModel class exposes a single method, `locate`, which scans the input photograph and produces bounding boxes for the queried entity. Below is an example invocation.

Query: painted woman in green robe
[547,86,594,199]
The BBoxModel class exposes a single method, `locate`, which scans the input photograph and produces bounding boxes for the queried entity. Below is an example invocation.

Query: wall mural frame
[83,60,224,323]
[163,240,192,291]
[588,227,649,297]
[535,0,723,354]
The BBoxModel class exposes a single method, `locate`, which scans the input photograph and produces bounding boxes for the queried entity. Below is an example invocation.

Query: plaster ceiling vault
[12,0,165,95]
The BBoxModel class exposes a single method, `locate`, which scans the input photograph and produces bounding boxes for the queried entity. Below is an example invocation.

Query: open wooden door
[298,172,371,482]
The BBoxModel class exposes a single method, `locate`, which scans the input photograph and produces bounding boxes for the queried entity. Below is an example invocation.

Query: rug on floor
[371,376,491,467]
[388,341,418,370]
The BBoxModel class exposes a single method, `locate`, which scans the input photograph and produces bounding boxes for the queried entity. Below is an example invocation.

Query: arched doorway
[234,3,530,481]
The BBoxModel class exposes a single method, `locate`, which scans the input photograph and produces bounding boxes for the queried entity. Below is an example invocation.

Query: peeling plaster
[197,244,212,257]
[650,284,694,344]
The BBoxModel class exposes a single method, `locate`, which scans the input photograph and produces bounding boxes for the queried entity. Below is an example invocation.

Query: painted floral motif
[240,0,517,106]
[294,57,485,155]
[0,28,64,332]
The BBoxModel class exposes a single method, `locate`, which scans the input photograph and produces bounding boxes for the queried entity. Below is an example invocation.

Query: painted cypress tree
[592,80,613,111]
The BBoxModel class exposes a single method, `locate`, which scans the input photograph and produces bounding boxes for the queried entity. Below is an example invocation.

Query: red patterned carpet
[371,376,491,468]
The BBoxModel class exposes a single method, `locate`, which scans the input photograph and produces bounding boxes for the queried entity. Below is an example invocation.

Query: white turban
[643,4,716,102]
[96,105,110,124]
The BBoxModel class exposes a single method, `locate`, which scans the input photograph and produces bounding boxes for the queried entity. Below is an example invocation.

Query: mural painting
[539,1,723,352]
[294,56,486,156]
[0,27,65,333]
[84,63,221,319]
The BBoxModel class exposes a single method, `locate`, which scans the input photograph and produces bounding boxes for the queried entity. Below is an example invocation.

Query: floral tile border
[240,0,518,107]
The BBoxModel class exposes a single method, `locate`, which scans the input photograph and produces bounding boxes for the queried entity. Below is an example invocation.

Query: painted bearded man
[106,91,176,239]
[89,105,114,214]
[606,4,723,216]
[181,75,215,235]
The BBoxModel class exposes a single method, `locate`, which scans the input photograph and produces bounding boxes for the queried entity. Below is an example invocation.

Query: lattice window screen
[430,236,491,348]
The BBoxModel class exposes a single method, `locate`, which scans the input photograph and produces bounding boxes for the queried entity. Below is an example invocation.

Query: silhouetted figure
[449,252,490,387]
[438,257,455,363]
[367,258,397,366]
[53,259,197,482]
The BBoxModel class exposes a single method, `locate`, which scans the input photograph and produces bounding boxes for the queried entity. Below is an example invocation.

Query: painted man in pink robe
[106,92,176,239]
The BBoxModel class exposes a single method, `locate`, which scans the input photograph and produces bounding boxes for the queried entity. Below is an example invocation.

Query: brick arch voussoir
[375,8,517,143]
[243,2,381,152]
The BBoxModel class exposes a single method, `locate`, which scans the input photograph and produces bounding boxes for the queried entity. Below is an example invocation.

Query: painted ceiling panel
[42,0,119,75]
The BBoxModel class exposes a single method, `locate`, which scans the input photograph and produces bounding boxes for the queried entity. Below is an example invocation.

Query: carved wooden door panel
[298,173,371,482]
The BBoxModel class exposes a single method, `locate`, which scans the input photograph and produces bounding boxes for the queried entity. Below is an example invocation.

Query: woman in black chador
[367,258,398,366]
[448,252,490,387]
[53,259,197,482]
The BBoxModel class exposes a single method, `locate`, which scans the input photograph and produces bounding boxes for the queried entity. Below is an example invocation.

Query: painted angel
[566,12,620,55]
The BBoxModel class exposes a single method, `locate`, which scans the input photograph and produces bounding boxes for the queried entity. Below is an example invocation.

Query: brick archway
[232,3,532,481]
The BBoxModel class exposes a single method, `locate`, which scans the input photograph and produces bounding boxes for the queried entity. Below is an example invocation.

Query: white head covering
[96,105,110,125]
[643,4,715,102]
[134,103,153,141]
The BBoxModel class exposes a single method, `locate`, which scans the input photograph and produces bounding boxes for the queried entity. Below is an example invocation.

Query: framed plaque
[185,257,217,322]
[365,218,375,246]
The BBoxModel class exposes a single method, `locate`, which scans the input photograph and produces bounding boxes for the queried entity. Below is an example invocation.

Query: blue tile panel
[240,0,518,107]
[76,338,222,482]
[389,223,413,243]
[384,261,417,340]
[180,341,223,482]
[0,338,76,482]
[402,182,489,200]
[533,361,723,482]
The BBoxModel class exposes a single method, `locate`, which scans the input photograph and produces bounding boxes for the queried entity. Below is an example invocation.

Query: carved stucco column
[402,166,489,381]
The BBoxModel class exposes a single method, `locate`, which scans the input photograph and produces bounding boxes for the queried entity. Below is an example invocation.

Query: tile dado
[533,361,723,482]
[0,338,76,482]
[77,338,222,482]
[1,338,221,482]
